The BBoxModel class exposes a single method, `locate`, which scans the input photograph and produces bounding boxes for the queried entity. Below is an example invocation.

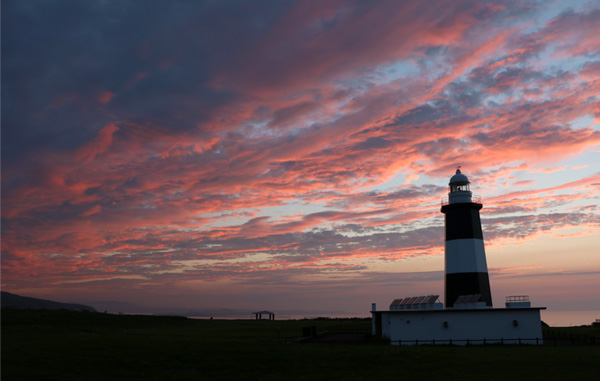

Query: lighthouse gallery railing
[441,195,481,206]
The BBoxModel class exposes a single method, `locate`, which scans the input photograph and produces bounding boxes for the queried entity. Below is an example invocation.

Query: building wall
[376,308,543,345]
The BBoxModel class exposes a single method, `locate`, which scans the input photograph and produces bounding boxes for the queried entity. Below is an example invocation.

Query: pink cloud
[75,123,120,163]
[97,91,115,104]
[572,164,588,170]
[80,205,102,217]
[529,166,567,174]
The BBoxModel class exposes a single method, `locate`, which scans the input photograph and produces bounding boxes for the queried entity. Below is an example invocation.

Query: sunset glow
[2,0,599,325]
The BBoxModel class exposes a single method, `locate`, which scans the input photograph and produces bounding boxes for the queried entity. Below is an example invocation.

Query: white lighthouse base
[372,307,544,345]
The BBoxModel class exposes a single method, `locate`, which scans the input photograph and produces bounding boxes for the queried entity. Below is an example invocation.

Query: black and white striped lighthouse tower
[441,169,492,308]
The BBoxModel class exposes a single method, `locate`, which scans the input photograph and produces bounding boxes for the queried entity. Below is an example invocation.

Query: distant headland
[1,291,96,312]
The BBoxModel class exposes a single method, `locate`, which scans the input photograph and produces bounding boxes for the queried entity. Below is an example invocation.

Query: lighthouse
[441,169,492,308]
[371,168,545,345]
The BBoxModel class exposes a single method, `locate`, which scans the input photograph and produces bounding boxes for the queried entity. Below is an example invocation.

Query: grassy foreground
[2,309,599,380]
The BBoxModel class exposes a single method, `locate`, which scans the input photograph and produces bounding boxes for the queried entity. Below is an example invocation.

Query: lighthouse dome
[449,169,469,185]
[448,168,472,197]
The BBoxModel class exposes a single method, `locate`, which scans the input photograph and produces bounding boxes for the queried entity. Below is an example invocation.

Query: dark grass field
[2,309,599,380]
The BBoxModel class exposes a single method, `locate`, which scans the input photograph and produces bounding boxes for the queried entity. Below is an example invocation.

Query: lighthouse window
[450,184,470,192]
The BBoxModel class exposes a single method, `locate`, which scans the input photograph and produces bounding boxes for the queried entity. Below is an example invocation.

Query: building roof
[374,307,546,315]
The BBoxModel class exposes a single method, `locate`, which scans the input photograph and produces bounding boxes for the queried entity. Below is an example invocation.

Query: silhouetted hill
[1,291,96,312]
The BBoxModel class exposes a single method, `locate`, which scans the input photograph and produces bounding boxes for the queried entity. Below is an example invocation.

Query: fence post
[518,337,521,345]
[466,338,470,346]
[483,338,486,346]
[415,339,418,346]
[449,338,452,345]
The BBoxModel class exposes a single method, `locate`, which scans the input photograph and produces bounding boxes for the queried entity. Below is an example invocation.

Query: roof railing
[506,295,530,302]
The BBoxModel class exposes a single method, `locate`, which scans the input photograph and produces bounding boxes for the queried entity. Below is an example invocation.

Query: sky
[2,0,599,325]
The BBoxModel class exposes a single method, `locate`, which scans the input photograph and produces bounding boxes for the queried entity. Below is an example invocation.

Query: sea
[540,310,599,327]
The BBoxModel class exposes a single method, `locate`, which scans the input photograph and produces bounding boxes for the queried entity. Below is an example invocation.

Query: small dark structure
[252,310,275,320]
[302,326,317,338]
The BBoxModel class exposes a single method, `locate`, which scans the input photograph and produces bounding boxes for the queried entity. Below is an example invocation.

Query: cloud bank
[2,0,599,316]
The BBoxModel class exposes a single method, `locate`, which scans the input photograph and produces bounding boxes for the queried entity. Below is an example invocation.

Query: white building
[372,296,544,345]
